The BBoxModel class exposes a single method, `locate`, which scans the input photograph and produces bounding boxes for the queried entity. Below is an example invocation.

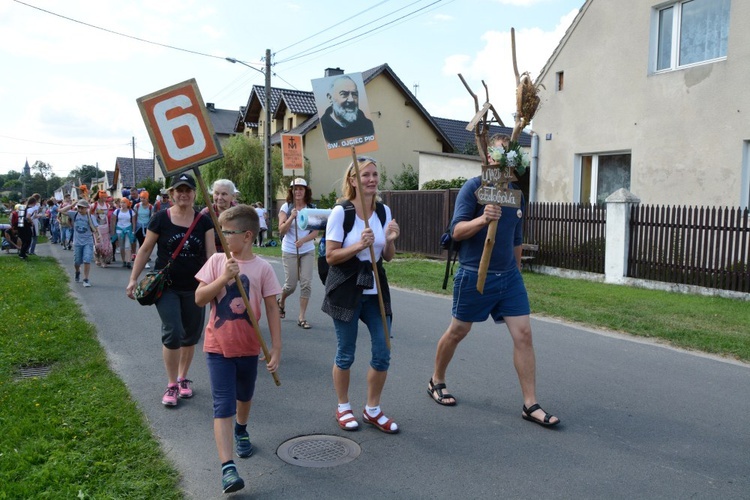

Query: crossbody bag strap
[169,211,202,261]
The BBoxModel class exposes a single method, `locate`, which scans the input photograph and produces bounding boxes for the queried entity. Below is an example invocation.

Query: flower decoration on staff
[488,141,529,176]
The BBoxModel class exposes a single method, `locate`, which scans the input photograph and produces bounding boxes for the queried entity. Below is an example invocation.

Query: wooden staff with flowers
[460,27,541,293]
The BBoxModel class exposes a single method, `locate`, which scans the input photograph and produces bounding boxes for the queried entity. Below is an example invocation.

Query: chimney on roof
[324,68,344,77]
[206,102,215,111]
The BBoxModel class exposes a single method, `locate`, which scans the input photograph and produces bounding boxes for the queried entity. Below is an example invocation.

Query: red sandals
[336,409,359,431]
[362,410,399,434]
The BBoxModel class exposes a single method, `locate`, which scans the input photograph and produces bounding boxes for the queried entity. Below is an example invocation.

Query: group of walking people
[121,137,559,494]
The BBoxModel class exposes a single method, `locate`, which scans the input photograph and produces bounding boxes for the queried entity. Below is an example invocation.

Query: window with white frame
[653,0,731,72]
[577,153,631,205]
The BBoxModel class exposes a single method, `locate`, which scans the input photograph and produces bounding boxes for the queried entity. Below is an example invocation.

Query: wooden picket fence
[629,205,750,293]
[375,190,749,294]
[523,202,607,273]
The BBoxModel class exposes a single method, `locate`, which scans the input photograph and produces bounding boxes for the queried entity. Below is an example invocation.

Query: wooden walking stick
[349,148,391,350]
[194,168,281,386]
[294,211,301,278]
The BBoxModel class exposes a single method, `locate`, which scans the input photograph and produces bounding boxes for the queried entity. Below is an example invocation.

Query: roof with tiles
[114,157,155,188]
[277,89,317,115]
[206,103,240,136]
[238,86,316,130]
[431,117,532,152]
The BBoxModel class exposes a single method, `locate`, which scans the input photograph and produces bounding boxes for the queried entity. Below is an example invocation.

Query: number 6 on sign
[137,79,223,177]
[153,95,207,161]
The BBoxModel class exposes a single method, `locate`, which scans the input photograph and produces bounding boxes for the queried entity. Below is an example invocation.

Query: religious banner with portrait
[311,72,378,160]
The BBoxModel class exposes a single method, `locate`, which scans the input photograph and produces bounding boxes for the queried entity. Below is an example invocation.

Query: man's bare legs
[431,317,473,405]
[431,315,558,424]
[503,315,558,424]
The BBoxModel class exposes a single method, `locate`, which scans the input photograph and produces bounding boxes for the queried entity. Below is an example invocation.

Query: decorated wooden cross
[460,27,542,293]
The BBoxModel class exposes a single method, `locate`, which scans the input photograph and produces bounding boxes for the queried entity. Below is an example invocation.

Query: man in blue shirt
[427,134,559,428]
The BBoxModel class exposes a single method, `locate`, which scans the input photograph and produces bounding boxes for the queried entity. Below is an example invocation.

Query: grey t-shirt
[71,211,97,246]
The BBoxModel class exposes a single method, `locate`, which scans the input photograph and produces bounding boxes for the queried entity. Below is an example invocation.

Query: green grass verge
[0,256,181,499]
[254,248,749,361]
[383,258,750,362]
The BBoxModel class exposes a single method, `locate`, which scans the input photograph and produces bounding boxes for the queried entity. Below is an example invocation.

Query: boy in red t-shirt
[195,204,281,494]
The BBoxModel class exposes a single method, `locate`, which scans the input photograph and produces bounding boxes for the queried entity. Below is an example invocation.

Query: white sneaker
[83,279,92,287]
[145,263,151,269]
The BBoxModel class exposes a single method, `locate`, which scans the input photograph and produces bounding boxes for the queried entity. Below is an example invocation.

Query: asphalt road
[40,241,750,499]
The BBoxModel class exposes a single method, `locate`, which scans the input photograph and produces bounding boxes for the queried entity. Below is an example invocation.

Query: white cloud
[440,8,577,125]
[19,77,136,140]
[432,13,454,22]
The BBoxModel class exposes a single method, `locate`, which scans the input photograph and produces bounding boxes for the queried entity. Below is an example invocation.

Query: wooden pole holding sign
[137,78,280,386]
[350,148,391,350]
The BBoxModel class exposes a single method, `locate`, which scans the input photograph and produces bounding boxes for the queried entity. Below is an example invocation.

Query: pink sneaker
[177,378,193,398]
[162,384,179,406]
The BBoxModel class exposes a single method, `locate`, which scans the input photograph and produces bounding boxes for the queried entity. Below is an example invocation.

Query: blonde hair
[340,156,379,209]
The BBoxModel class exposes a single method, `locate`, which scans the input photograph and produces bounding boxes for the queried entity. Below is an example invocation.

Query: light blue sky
[0,0,581,177]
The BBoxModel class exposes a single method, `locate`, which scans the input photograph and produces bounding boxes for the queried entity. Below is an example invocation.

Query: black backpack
[318,200,387,285]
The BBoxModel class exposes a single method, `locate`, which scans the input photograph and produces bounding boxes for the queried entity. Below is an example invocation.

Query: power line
[275,0,393,54]
[276,0,444,65]
[277,0,454,73]
[13,0,228,61]
[0,134,129,148]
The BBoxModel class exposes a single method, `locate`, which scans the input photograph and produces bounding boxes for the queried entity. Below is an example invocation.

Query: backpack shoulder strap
[338,200,356,238]
[375,202,387,228]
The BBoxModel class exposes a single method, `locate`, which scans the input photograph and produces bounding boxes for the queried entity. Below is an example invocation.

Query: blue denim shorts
[205,352,259,419]
[452,266,530,323]
[74,243,94,265]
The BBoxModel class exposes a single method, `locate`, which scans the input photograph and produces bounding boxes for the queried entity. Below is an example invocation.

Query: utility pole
[264,48,272,221]
[225,51,274,224]
[132,136,136,189]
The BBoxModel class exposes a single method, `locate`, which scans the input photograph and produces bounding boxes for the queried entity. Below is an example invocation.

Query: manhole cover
[15,365,52,381]
[277,434,360,468]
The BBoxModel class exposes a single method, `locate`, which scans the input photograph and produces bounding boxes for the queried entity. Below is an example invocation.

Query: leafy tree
[46,175,63,196]
[378,164,389,190]
[27,173,50,198]
[389,164,419,191]
[31,161,54,179]
[317,190,338,209]
[67,165,104,185]
[201,135,286,208]
[0,170,21,190]
[137,179,164,204]
[3,179,22,193]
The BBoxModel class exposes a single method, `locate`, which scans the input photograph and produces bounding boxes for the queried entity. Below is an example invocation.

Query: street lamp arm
[225,57,265,76]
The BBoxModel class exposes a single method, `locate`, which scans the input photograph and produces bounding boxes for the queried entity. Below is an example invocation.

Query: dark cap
[170,173,197,190]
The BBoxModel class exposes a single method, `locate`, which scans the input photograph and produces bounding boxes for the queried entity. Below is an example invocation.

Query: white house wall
[417,152,482,188]
[533,0,750,207]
